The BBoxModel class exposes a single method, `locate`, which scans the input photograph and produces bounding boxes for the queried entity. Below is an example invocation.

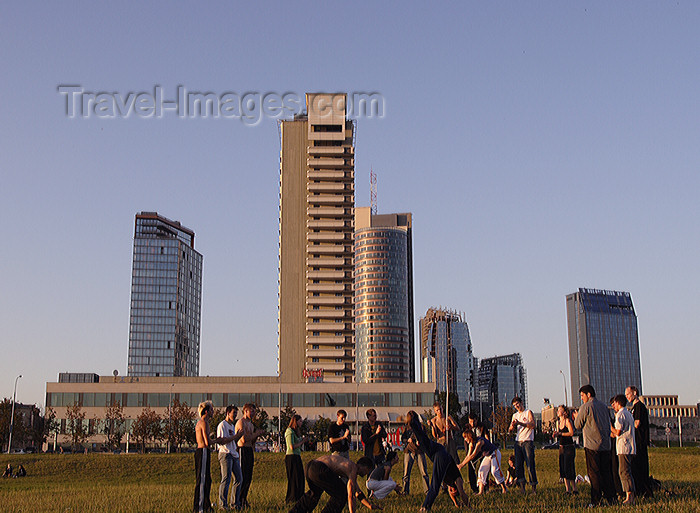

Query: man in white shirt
[217,405,244,510]
[611,394,636,505]
[508,396,537,493]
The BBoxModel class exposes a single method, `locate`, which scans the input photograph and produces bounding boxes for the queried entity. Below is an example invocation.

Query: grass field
[1,448,699,512]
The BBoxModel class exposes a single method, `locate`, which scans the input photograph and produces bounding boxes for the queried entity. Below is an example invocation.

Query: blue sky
[2,2,699,409]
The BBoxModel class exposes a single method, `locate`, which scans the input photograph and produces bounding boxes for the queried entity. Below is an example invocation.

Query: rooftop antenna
[370,168,377,215]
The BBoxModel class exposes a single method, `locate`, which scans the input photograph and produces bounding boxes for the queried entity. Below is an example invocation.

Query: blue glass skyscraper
[420,308,476,405]
[566,288,642,406]
[127,212,203,377]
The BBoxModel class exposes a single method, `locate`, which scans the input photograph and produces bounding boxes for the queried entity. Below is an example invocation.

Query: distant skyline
[2,2,700,409]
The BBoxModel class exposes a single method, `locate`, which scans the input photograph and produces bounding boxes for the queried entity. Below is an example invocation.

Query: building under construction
[477,353,528,408]
[419,307,477,405]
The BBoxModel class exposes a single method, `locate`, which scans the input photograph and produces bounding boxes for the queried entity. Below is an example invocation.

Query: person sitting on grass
[288,453,381,513]
[365,450,404,499]
[458,427,507,495]
[405,410,470,511]
[505,455,517,488]
[15,465,26,478]
[2,464,12,478]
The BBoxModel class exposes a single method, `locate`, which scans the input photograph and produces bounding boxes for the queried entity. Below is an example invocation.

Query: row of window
[47,391,436,409]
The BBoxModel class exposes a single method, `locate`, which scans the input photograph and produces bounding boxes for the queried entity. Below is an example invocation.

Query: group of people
[571,384,653,507]
[192,384,654,512]
[286,402,512,513]
[193,401,266,513]
[2,464,26,478]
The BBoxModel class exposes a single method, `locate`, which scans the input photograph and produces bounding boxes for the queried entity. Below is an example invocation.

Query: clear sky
[2,2,699,410]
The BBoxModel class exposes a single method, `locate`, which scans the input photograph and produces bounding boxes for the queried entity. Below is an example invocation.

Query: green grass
[1,448,699,512]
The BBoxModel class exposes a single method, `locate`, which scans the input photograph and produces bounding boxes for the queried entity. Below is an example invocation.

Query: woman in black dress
[553,405,578,495]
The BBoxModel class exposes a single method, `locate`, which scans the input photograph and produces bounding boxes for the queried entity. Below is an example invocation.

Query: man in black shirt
[328,409,351,459]
[626,386,653,498]
[361,409,387,466]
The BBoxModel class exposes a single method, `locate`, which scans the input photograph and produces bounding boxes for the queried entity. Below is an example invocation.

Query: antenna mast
[370,168,377,215]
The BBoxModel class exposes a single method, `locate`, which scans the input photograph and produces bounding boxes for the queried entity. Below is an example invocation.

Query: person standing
[361,409,387,466]
[400,420,429,495]
[611,394,636,505]
[194,401,219,513]
[573,385,616,507]
[552,405,577,495]
[217,405,244,510]
[508,397,537,493]
[429,402,459,463]
[328,410,351,460]
[626,386,653,498]
[235,403,266,509]
[285,414,309,504]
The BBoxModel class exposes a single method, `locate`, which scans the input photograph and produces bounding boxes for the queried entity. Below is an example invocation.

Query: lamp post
[355,379,359,451]
[167,383,173,454]
[559,370,568,406]
[7,375,22,454]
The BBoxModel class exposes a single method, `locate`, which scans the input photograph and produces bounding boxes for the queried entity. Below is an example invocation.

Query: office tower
[354,207,414,383]
[477,353,528,407]
[127,212,203,377]
[278,94,355,383]
[420,308,476,404]
[566,288,642,406]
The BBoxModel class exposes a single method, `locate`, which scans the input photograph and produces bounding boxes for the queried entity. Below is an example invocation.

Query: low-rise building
[45,374,437,451]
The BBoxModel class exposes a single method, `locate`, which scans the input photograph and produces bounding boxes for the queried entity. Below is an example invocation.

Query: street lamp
[559,370,568,406]
[7,375,22,454]
[167,383,174,454]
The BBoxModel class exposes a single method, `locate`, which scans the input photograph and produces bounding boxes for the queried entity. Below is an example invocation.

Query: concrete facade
[278,94,355,383]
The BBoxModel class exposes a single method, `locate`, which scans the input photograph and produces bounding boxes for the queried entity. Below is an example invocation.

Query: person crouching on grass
[365,450,404,499]
[405,411,470,511]
[194,401,221,513]
[288,453,380,513]
[458,427,507,495]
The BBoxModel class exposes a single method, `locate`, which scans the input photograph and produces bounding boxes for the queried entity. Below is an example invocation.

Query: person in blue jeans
[405,411,469,511]
[216,405,245,510]
[508,397,537,493]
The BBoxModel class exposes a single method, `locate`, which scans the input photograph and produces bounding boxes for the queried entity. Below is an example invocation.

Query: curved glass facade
[355,227,412,382]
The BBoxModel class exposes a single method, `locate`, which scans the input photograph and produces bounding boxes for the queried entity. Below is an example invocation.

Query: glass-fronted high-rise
[477,353,528,408]
[355,208,414,383]
[420,308,476,404]
[127,212,203,377]
[566,288,642,406]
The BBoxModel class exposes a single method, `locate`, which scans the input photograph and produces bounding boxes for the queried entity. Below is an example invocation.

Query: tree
[103,401,126,451]
[66,403,90,451]
[0,398,28,451]
[252,407,272,443]
[165,399,196,452]
[39,407,58,450]
[490,403,515,446]
[131,407,163,453]
[210,407,226,434]
[272,406,298,438]
[311,416,331,448]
